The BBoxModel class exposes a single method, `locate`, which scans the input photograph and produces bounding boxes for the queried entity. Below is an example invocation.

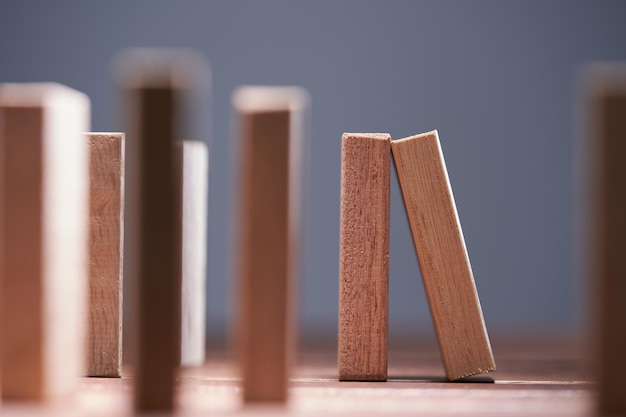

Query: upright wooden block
[391,130,495,381]
[588,68,626,416]
[178,140,208,367]
[338,133,390,381]
[0,83,90,400]
[233,86,308,403]
[86,132,124,378]
[123,57,183,413]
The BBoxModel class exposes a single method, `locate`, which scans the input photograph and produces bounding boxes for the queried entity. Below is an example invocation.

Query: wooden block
[587,68,626,416]
[338,133,390,381]
[86,132,124,378]
[123,56,183,413]
[178,140,208,367]
[0,83,90,400]
[232,86,308,403]
[391,130,495,381]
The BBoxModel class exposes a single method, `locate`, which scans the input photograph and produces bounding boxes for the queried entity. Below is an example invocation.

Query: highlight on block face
[86,132,125,378]
[178,140,209,367]
[391,130,495,381]
[0,83,90,400]
[232,85,309,403]
[338,133,390,382]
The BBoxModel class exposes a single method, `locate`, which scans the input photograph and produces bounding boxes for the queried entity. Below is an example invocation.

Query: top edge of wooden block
[581,62,626,97]
[342,133,391,142]
[114,48,211,89]
[392,130,439,145]
[232,85,309,114]
[0,82,90,108]
[86,132,125,138]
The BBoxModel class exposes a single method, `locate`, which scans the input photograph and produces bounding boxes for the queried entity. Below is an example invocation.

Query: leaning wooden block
[233,86,308,403]
[86,132,124,378]
[0,83,90,400]
[391,130,495,381]
[587,67,626,416]
[338,133,390,381]
[178,140,209,367]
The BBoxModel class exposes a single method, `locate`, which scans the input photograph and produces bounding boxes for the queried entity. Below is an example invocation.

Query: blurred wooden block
[0,83,90,400]
[233,86,308,403]
[178,140,208,367]
[86,132,124,378]
[391,130,495,381]
[588,67,626,416]
[338,133,390,381]
[123,56,183,413]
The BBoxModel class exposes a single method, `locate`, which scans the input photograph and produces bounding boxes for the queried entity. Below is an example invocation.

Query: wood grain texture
[391,130,495,381]
[236,108,290,403]
[0,83,90,400]
[178,140,208,367]
[588,70,626,416]
[338,133,390,381]
[126,83,182,412]
[86,133,124,378]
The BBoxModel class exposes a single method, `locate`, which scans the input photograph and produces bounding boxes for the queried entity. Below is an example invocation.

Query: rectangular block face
[391,131,495,381]
[132,86,181,412]
[87,133,125,378]
[338,133,390,381]
[0,83,90,400]
[179,140,208,367]
[591,86,626,416]
[237,110,290,403]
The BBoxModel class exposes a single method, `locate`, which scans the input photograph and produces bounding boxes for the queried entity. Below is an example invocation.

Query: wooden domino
[86,132,124,378]
[391,130,495,381]
[587,67,626,416]
[233,86,308,403]
[338,133,390,381]
[178,140,209,367]
[0,83,90,400]
[122,53,184,412]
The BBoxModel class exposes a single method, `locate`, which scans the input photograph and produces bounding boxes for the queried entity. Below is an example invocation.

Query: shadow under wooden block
[86,132,125,378]
[391,130,495,381]
[0,83,90,401]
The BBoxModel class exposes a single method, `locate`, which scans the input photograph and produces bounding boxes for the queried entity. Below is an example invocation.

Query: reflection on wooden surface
[0,338,591,416]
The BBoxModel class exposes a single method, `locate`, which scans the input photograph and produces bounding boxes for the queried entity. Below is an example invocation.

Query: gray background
[2,1,625,345]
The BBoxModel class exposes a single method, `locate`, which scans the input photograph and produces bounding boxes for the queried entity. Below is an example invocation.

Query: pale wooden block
[178,140,208,367]
[391,130,495,381]
[0,83,90,400]
[86,132,124,378]
[338,133,390,382]
[232,86,308,403]
[587,67,626,416]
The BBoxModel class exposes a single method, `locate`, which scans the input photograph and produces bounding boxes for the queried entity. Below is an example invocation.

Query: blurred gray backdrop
[2,1,625,345]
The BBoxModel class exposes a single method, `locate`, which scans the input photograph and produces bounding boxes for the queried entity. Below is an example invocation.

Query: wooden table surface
[0,338,594,416]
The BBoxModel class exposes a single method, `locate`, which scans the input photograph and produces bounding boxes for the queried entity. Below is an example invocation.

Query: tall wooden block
[123,58,182,413]
[338,133,390,381]
[178,140,208,367]
[588,68,626,416]
[233,86,308,403]
[0,83,90,400]
[86,132,124,378]
[119,48,210,412]
[391,130,495,381]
